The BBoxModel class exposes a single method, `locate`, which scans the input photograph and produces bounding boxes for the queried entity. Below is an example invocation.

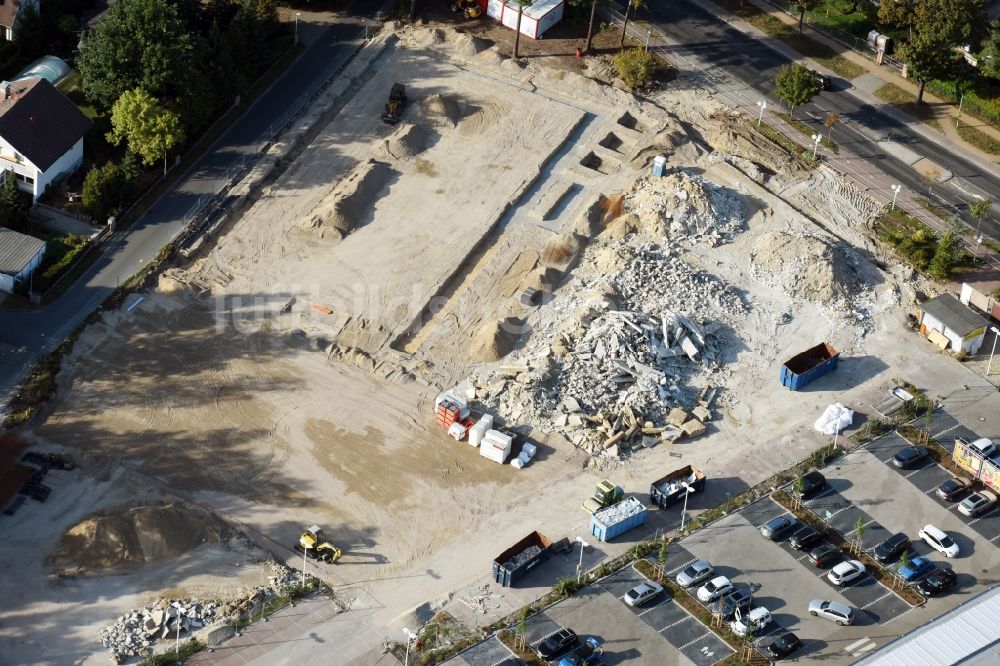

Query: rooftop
[0,77,92,172]
[0,226,45,275]
[920,294,987,337]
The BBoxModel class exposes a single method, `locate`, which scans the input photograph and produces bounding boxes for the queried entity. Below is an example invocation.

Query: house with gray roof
[0,226,45,293]
[0,0,38,41]
[0,77,92,202]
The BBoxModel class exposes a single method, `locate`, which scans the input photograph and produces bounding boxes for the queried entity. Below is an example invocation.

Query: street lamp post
[645,29,652,51]
[680,482,693,531]
[575,536,590,584]
[403,627,418,666]
[890,184,901,211]
[756,100,766,128]
[295,12,301,45]
[987,326,1000,377]
[811,133,822,159]
[301,542,309,585]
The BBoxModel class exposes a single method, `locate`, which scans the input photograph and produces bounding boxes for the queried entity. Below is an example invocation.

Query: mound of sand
[371,123,429,161]
[301,160,394,239]
[470,317,522,362]
[751,230,865,305]
[50,503,233,572]
[421,94,462,126]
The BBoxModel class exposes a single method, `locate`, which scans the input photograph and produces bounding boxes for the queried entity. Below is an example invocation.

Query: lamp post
[295,12,301,45]
[645,28,652,51]
[890,184,901,211]
[987,326,1000,377]
[403,627,418,666]
[575,536,590,584]
[756,100,766,128]
[301,542,309,585]
[811,133,822,159]
[680,482,693,531]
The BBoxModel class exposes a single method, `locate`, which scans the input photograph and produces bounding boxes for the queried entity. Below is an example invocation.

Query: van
[967,438,999,459]
[730,606,771,634]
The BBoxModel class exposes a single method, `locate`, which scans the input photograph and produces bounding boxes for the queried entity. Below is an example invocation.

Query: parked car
[766,632,803,660]
[676,560,714,588]
[808,599,855,625]
[708,586,753,620]
[808,68,831,90]
[697,576,733,602]
[790,525,823,551]
[936,477,971,502]
[729,607,772,635]
[760,515,797,540]
[967,437,999,459]
[537,629,578,661]
[828,560,866,586]
[917,568,957,597]
[898,556,935,581]
[497,660,527,666]
[796,470,827,499]
[873,532,910,563]
[919,524,960,558]
[622,582,664,607]
[958,490,997,517]
[893,446,929,469]
[808,543,842,568]
[558,637,604,666]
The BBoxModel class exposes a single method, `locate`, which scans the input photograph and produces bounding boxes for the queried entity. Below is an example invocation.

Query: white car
[730,607,771,635]
[958,491,997,518]
[622,581,664,607]
[676,560,714,588]
[827,560,866,586]
[697,576,733,602]
[919,524,960,557]
[808,599,855,625]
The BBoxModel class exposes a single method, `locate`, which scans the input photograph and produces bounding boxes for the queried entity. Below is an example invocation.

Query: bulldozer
[295,525,342,563]
[582,479,624,514]
[381,83,406,125]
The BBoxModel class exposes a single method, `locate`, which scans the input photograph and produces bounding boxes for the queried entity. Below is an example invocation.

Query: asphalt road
[0,4,383,355]
[641,0,1000,241]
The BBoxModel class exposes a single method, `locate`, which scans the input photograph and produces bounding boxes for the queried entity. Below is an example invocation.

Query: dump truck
[492,531,553,587]
[590,496,648,542]
[294,525,342,563]
[780,342,839,391]
[582,479,624,514]
[649,465,706,509]
[381,83,406,125]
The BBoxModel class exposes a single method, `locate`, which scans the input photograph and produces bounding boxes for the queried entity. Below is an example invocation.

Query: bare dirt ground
[0,21,988,666]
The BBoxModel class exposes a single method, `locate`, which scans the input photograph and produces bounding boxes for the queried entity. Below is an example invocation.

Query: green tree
[0,171,30,232]
[613,47,655,89]
[774,63,821,115]
[853,516,866,554]
[924,407,934,444]
[913,0,987,48]
[516,607,529,650]
[878,0,915,32]
[619,0,646,49]
[78,0,193,111]
[82,162,127,223]
[928,225,961,279]
[657,538,669,580]
[583,0,610,53]
[791,0,818,33]
[982,20,1000,79]
[898,33,962,104]
[107,89,187,175]
[971,197,992,236]
[898,549,911,571]
[511,0,533,59]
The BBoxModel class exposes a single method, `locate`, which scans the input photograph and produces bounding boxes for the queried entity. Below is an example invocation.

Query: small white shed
[917,293,987,354]
[0,227,46,293]
[487,0,565,39]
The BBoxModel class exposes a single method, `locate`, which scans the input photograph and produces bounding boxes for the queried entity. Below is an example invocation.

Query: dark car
[558,637,604,666]
[808,543,842,568]
[707,585,753,620]
[790,525,824,551]
[766,632,803,660]
[796,470,827,500]
[936,477,971,502]
[893,446,929,469]
[537,629,578,661]
[917,568,957,597]
[760,515,797,540]
[808,69,831,90]
[873,532,910,564]
[497,660,527,666]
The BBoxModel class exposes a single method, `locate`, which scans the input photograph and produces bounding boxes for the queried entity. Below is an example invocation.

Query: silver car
[622,581,664,607]
[697,576,733,602]
[676,560,714,588]
[958,491,997,518]
[808,599,855,625]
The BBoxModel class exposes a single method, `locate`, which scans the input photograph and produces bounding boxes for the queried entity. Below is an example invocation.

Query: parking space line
[660,616,692,631]
[860,591,892,610]
[906,462,936,478]
[879,605,918,627]
[531,629,561,647]
[932,424,959,439]
[990,533,1000,543]
[678,632,713,650]
[969,507,999,525]
[638,598,672,616]
[667,558,697,575]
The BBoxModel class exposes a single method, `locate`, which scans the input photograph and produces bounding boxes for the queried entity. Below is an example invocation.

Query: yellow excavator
[295,525,342,563]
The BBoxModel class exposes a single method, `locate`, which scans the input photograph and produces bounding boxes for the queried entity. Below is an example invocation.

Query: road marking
[861,591,892,610]
[668,558,697,575]
[880,605,919,627]
[845,638,871,652]
[906,463,936,478]
[678,633,713,650]
[531,629,562,647]
[932,424,959,438]
[660,616,692,631]
[639,598,672,616]
[851,640,878,657]
[969,507,999,525]
[989,532,1000,543]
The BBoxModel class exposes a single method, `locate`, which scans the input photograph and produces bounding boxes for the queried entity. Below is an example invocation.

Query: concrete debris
[457,583,504,615]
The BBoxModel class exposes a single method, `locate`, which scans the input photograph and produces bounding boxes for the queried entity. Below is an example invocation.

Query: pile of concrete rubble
[625,171,745,245]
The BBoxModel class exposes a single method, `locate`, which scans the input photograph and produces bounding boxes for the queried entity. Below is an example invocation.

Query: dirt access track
[0,23,986,666]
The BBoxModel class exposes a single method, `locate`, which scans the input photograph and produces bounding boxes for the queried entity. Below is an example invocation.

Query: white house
[0,226,45,293]
[0,0,39,41]
[0,77,92,202]
[917,293,987,354]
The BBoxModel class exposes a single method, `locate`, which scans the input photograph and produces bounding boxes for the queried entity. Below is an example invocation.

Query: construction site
[0,20,982,665]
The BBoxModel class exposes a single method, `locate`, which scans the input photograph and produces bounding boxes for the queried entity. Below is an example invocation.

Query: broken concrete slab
[681,419,706,437]
[666,407,689,428]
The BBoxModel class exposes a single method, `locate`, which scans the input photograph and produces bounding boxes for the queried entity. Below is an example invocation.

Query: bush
[613,48,655,90]
[82,161,126,222]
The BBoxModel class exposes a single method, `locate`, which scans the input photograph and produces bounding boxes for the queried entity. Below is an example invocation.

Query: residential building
[0,226,45,293]
[0,0,39,42]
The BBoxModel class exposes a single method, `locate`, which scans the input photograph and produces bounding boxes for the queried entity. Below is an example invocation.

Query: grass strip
[755,119,821,166]
[914,197,953,222]
[955,119,1000,156]
[775,111,840,153]
[772,490,925,606]
[873,82,944,132]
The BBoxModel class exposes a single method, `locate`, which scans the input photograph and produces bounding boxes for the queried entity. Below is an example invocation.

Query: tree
[0,171,30,232]
[584,0,610,53]
[107,89,187,176]
[78,0,193,111]
[913,0,987,48]
[982,20,1000,79]
[657,538,669,581]
[971,197,992,236]
[774,64,821,115]
[791,0,818,33]
[82,162,127,222]
[824,112,840,140]
[853,517,866,555]
[878,0,915,33]
[516,607,529,651]
[924,407,934,444]
[511,0,533,59]
[619,0,646,49]
[928,225,961,279]
[613,48,655,89]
